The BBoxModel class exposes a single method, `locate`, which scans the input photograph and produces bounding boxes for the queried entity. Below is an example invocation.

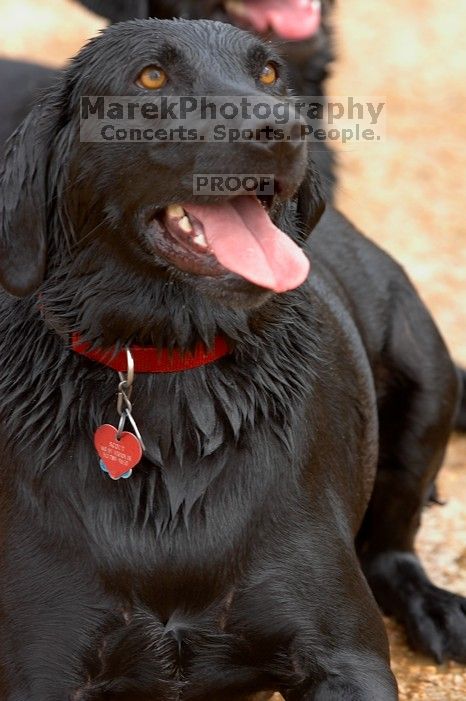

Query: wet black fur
[0,19,464,701]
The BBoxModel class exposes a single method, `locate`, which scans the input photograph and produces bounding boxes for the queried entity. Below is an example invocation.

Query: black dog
[0,19,465,701]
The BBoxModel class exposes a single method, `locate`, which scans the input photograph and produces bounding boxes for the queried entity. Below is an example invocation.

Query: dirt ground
[0,1,464,699]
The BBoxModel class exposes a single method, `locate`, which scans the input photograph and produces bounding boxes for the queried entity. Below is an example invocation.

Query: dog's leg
[357,294,466,663]
[240,541,397,701]
[284,661,397,701]
[282,632,397,701]
[287,675,396,701]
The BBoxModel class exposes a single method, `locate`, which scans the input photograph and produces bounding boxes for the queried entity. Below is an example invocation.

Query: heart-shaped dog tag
[94,424,142,480]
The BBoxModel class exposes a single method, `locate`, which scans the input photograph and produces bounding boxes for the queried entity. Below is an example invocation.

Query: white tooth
[178,215,193,233]
[166,204,185,219]
[194,233,208,249]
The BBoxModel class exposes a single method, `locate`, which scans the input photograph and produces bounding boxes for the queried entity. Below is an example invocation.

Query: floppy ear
[77,0,149,22]
[295,155,326,235]
[0,105,54,296]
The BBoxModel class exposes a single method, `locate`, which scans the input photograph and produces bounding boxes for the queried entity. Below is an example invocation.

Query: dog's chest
[60,359,308,561]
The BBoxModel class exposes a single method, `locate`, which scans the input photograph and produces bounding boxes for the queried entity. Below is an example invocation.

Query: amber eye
[259,62,278,86]
[137,65,167,90]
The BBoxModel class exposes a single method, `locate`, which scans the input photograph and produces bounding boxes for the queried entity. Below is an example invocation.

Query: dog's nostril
[244,119,305,147]
[255,126,277,143]
[289,121,306,142]
[239,124,274,143]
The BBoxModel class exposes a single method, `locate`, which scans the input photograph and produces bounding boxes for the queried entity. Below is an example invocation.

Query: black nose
[241,116,305,149]
[193,104,308,200]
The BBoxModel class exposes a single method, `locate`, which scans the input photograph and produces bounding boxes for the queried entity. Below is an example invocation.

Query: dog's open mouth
[224,0,322,41]
[147,196,310,292]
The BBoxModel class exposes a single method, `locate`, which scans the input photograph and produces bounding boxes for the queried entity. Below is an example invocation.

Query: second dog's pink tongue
[183,197,310,292]
[228,0,322,41]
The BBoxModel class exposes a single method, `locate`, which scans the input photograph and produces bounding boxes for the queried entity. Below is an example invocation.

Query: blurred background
[0,0,465,698]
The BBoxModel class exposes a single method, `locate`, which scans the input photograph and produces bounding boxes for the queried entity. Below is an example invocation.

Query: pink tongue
[183,197,310,293]
[229,0,321,41]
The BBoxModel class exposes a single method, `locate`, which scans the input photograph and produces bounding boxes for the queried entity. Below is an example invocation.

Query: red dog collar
[71,332,231,373]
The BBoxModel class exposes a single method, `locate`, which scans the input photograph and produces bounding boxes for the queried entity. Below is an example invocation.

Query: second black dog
[0,18,465,701]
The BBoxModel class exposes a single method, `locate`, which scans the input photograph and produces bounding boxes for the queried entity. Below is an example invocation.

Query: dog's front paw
[401,582,466,663]
[365,551,466,663]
